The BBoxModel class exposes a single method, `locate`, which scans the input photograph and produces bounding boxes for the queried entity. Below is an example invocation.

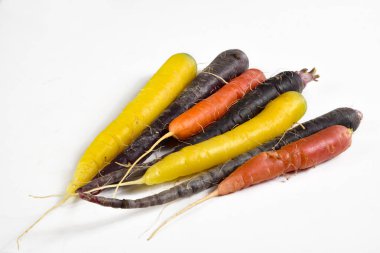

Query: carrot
[96,49,249,178]
[84,91,307,193]
[78,107,363,208]
[79,68,318,194]
[169,68,266,140]
[67,53,197,194]
[17,53,197,246]
[148,125,354,239]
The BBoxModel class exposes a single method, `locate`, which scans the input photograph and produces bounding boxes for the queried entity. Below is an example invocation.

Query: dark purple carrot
[78,107,362,208]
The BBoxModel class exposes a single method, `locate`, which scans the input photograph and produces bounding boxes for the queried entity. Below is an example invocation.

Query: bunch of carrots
[19,49,362,246]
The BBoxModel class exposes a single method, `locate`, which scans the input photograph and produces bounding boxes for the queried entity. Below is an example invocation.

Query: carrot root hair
[147,190,219,240]
[114,162,131,168]
[112,132,174,198]
[17,194,71,249]
[84,178,144,194]
[201,71,228,84]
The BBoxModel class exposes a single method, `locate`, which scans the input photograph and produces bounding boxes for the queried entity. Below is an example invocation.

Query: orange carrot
[169,68,265,139]
[149,125,353,239]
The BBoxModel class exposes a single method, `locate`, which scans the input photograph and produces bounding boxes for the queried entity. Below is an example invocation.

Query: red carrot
[148,125,353,239]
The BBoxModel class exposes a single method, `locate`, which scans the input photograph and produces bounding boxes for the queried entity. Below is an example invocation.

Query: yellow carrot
[67,53,197,194]
[17,53,197,247]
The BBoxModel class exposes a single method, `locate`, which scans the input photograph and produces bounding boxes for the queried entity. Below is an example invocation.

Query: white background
[1,0,379,252]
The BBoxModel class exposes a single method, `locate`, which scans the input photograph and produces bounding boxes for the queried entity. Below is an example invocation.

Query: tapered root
[17,195,70,249]
[147,190,219,240]
[112,132,174,198]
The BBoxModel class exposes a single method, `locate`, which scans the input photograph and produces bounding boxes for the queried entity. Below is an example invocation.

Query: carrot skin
[78,108,361,208]
[218,125,352,195]
[96,49,249,177]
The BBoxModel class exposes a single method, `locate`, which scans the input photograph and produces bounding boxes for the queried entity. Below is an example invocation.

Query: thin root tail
[147,190,218,240]
[17,195,71,249]
[29,194,64,199]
